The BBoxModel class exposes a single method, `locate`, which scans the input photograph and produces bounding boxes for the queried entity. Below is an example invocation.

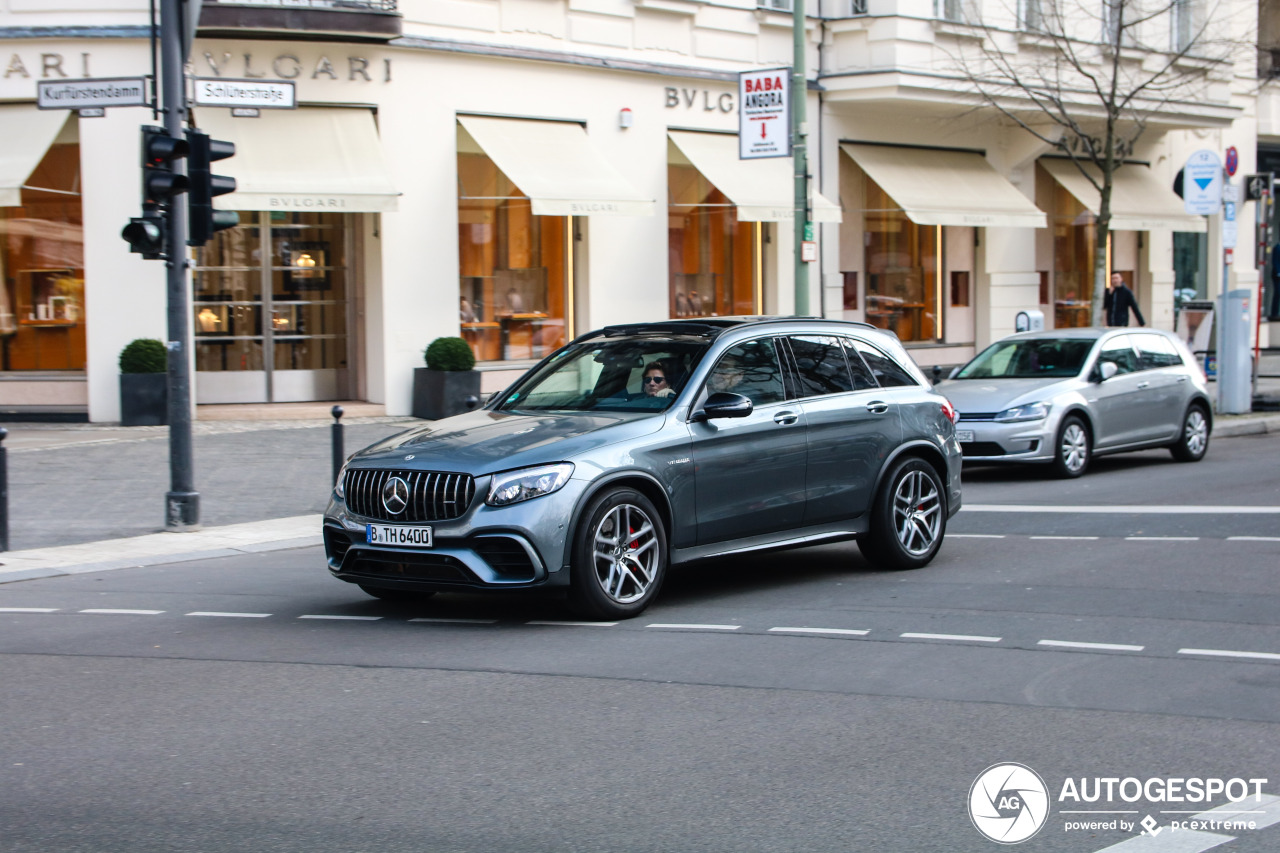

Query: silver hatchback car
[935,327,1212,478]
[324,317,962,619]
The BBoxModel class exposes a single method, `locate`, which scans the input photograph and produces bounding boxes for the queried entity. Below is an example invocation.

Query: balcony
[198,0,402,42]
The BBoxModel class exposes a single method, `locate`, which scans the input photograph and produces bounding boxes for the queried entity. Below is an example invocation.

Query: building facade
[0,0,1262,421]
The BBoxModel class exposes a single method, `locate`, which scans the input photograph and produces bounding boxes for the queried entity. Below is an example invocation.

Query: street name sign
[37,77,148,110]
[192,78,296,109]
[1183,150,1223,215]
[738,68,790,159]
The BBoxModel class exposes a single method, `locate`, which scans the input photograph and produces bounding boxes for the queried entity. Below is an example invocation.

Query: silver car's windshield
[956,338,1095,379]
[495,337,710,413]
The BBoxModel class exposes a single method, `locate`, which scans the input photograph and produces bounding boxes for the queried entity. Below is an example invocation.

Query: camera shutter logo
[969,763,1050,844]
[382,476,410,515]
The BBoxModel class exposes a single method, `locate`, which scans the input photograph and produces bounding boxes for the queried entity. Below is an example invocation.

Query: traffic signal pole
[792,0,809,315]
[160,0,199,528]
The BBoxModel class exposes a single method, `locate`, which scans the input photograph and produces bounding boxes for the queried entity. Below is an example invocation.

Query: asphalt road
[2,435,1279,852]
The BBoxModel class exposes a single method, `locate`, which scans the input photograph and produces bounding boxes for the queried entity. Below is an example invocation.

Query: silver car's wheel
[1052,416,1090,478]
[569,488,667,619]
[1170,404,1210,462]
[857,457,946,570]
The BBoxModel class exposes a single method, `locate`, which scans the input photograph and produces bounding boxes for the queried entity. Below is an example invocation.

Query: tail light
[940,398,958,424]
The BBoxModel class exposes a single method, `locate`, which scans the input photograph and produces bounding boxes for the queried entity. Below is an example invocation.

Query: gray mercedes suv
[324,317,963,619]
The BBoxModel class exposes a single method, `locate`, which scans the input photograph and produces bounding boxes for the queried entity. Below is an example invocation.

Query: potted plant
[119,338,168,426]
[412,336,482,420]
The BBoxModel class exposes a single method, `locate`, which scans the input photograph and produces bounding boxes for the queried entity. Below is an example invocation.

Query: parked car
[324,317,963,619]
[935,327,1211,478]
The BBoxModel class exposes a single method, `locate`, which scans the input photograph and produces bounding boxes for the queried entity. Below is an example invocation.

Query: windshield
[956,338,1094,379]
[495,337,710,413]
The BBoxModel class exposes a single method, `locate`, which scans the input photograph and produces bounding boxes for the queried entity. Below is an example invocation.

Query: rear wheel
[857,457,946,570]
[358,584,436,604]
[1052,415,1090,478]
[1169,404,1210,462]
[568,487,667,620]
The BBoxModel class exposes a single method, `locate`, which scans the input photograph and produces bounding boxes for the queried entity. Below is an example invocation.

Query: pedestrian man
[1104,273,1145,327]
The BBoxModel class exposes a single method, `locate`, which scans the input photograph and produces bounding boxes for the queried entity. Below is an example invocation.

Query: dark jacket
[1104,284,1145,327]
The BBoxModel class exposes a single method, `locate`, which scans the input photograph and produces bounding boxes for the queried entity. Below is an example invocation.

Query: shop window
[1050,181,1096,328]
[668,163,758,318]
[864,178,937,342]
[458,151,568,363]
[950,271,970,307]
[0,143,84,372]
[842,272,858,310]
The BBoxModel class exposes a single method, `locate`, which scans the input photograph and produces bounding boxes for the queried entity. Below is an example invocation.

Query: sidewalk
[2,399,1280,586]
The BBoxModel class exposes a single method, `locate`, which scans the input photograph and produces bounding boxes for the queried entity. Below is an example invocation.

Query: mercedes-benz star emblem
[381,476,410,515]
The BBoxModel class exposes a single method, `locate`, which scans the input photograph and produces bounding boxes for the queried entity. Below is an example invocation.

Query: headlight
[486,463,574,507]
[994,402,1050,423]
[334,459,351,498]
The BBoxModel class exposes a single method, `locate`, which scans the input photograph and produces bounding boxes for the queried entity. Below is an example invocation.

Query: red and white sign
[738,68,791,160]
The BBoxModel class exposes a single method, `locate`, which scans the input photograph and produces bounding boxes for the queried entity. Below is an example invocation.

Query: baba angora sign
[738,68,790,160]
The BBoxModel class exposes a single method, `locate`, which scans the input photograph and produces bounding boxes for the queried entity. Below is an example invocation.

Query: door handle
[1136,381,1150,389]
[866,401,890,414]
[773,411,799,425]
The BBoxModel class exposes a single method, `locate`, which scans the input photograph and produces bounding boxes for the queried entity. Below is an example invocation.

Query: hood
[349,408,666,474]
[934,377,1074,415]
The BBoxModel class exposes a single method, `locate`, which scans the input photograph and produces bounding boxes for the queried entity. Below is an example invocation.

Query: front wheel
[1052,415,1091,478]
[857,457,946,570]
[568,487,668,620]
[1169,404,1210,462]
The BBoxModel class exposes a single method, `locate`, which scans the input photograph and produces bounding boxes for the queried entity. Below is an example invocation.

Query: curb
[1212,413,1280,437]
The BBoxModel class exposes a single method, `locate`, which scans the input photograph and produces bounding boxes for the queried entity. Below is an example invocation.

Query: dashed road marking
[769,627,870,637]
[647,623,740,631]
[1125,536,1200,541]
[79,609,163,615]
[186,611,271,618]
[1039,639,1145,652]
[1227,536,1280,541]
[298,614,382,621]
[0,607,59,613]
[1178,648,1280,662]
[949,534,1006,539]
[901,632,1001,643]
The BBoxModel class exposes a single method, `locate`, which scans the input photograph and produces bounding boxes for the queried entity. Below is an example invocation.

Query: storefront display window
[667,163,758,319]
[1048,171,1096,329]
[864,178,937,342]
[0,143,84,372]
[458,149,568,364]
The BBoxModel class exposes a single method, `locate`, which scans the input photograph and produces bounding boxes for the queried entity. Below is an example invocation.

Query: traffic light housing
[141,125,188,207]
[121,208,167,259]
[186,129,239,246]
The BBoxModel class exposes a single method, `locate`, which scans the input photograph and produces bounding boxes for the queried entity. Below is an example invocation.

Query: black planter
[120,373,168,426]
[412,368,481,420]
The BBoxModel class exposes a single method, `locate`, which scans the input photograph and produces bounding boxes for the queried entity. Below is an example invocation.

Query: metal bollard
[331,405,345,487]
[0,427,8,552]
[932,365,942,386]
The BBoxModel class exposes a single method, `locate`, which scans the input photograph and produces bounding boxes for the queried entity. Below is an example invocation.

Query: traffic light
[121,208,166,259]
[186,129,239,246]
[141,125,188,208]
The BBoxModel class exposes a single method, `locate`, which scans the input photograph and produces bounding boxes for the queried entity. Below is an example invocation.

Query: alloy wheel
[1060,422,1088,473]
[591,503,660,604]
[1184,409,1208,456]
[892,469,942,557]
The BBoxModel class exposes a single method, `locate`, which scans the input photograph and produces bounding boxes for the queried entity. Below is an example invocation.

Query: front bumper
[955,417,1056,464]
[323,476,590,594]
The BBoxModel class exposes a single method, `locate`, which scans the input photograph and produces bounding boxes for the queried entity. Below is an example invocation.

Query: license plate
[366,524,434,548]
[955,429,975,443]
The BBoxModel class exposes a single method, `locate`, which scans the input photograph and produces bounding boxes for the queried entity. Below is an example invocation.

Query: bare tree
[946,0,1240,324]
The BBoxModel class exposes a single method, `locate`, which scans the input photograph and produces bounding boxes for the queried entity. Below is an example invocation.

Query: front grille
[349,553,473,583]
[957,412,999,422]
[961,442,1007,457]
[344,468,476,522]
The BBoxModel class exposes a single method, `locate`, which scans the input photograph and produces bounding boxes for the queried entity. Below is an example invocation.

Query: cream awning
[458,115,653,217]
[841,143,1046,229]
[0,107,70,207]
[668,130,842,223]
[198,107,399,212]
[1039,158,1206,233]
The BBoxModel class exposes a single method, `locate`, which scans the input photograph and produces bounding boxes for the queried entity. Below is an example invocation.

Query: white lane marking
[1191,794,1280,829]
[1178,648,1280,662]
[769,627,870,637]
[1039,639,1145,652]
[647,623,740,631]
[965,504,1280,514]
[526,620,618,627]
[1227,536,1280,541]
[79,609,164,615]
[298,615,382,621]
[901,632,1001,643]
[186,611,271,618]
[1030,535,1099,540]
[408,617,498,624]
[1125,536,1200,541]
[949,533,1006,538]
[1087,829,1233,852]
[0,607,59,613]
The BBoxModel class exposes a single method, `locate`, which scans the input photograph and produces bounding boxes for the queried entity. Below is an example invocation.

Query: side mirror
[692,391,753,422]
[1095,361,1118,382]
[948,366,961,380]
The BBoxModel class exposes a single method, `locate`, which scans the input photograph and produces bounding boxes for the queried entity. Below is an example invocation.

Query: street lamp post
[792,0,809,315]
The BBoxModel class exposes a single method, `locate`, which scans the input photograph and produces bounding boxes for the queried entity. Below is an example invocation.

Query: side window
[788,335,854,397]
[837,338,879,390]
[1098,336,1139,375]
[1133,334,1183,369]
[707,339,785,406]
[848,339,918,388]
